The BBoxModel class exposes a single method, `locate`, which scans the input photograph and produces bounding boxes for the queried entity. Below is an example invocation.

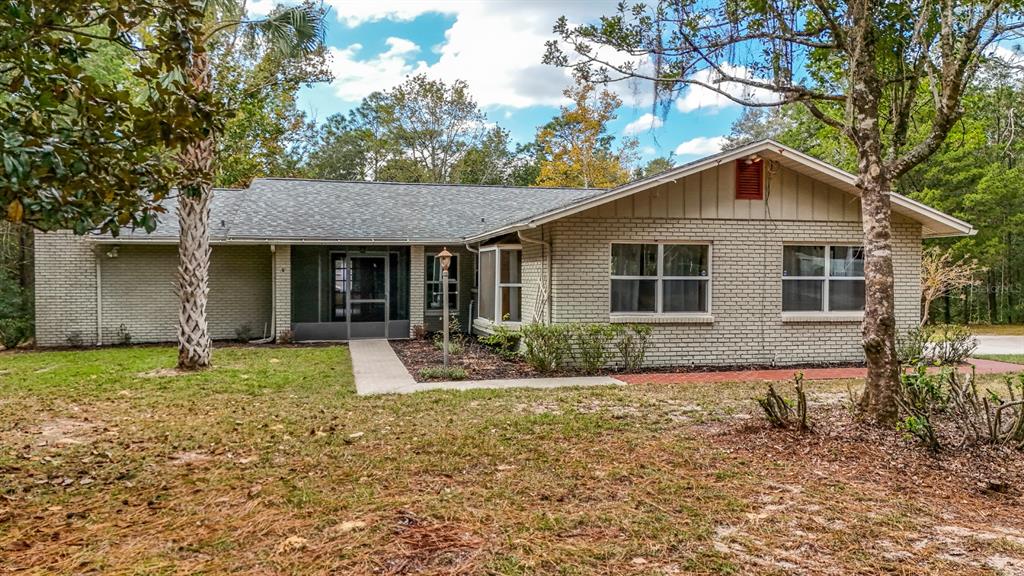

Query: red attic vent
[735,158,764,200]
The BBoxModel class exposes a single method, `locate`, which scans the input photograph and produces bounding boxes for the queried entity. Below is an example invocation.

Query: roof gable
[467,140,975,240]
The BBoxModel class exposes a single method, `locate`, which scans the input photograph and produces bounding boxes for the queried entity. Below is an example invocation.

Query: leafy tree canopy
[1,0,220,234]
[535,77,637,188]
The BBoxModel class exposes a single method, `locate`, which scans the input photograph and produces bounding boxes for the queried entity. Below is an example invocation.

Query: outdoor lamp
[438,247,452,272]
[438,248,453,368]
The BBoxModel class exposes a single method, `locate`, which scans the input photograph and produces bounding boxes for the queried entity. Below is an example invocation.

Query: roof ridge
[252,177,600,192]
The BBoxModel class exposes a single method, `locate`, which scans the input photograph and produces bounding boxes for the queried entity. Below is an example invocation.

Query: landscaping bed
[391,336,538,381]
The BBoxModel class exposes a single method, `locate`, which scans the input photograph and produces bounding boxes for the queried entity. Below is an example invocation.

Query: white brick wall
[35,232,273,346]
[534,216,922,367]
[35,231,98,346]
[409,245,424,336]
[272,245,291,341]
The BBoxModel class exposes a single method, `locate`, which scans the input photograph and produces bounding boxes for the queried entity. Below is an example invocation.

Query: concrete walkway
[976,335,1024,356]
[618,357,1024,385]
[349,339,417,395]
[349,339,624,395]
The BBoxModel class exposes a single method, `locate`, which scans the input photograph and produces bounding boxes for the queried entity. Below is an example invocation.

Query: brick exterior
[34,231,99,346]
[532,215,922,367]
[34,212,924,363]
[34,232,273,346]
[409,245,425,336]
[272,245,291,341]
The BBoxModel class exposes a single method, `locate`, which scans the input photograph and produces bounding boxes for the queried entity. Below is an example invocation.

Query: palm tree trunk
[176,52,214,370]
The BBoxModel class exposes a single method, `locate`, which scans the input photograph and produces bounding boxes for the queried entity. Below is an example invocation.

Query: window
[610,243,710,314]
[735,158,764,200]
[782,245,865,312]
[426,254,458,313]
[478,245,522,323]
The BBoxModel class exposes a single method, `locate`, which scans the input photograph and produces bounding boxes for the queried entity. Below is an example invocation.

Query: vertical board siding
[598,165,860,223]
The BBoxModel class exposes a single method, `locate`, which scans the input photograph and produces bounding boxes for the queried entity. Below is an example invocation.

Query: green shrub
[418,365,468,380]
[433,313,465,355]
[615,324,652,371]
[520,323,572,373]
[895,363,947,451]
[478,323,521,360]
[570,323,619,374]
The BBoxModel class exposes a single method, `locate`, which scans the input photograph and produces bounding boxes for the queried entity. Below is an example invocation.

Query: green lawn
[976,354,1024,364]
[1,345,1022,574]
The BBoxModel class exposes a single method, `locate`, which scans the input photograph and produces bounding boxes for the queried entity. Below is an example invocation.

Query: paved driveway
[976,335,1024,356]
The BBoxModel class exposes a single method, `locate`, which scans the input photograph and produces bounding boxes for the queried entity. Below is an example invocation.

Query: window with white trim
[782,245,865,312]
[610,243,710,314]
[477,245,522,322]
[426,254,458,313]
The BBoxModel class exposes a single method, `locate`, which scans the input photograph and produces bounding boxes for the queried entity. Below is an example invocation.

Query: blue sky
[249,1,766,164]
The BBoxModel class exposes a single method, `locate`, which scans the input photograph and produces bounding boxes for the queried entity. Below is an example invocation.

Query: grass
[976,354,1024,364]
[1,345,1023,574]
[967,323,1024,336]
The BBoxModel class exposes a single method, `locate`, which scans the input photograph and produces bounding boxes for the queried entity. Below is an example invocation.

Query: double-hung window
[782,245,865,312]
[610,243,710,314]
[478,245,522,323]
[426,254,458,313]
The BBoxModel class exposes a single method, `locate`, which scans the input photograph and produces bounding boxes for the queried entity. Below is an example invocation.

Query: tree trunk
[176,187,212,369]
[847,0,900,426]
[176,51,214,370]
[857,174,901,425]
[987,269,997,324]
[943,293,951,324]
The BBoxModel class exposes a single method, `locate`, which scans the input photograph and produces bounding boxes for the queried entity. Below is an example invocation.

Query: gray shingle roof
[107,179,605,243]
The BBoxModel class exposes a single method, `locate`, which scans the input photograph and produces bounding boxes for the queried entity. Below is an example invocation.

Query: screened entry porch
[290,246,410,341]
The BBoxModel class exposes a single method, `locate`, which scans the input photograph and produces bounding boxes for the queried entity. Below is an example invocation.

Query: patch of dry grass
[969,324,1024,336]
[1,345,1022,574]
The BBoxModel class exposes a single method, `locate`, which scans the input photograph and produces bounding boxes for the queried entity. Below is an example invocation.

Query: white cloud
[323,1,624,109]
[675,64,778,113]
[246,0,280,17]
[990,45,1024,65]
[674,136,727,157]
[622,113,664,136]
[327,37,429,102]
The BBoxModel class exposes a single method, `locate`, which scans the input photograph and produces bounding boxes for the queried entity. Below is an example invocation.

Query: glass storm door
[348,255,388,338]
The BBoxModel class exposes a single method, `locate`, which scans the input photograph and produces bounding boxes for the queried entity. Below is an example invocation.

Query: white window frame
[609,241,712,316]
[425,254,458,315]
[477,244,523,324]
[782,244,865,313]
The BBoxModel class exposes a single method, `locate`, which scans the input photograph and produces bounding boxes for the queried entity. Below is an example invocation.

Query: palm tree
[176,1,326,369]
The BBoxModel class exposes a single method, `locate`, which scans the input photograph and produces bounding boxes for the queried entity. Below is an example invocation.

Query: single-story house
[34,140,974,366]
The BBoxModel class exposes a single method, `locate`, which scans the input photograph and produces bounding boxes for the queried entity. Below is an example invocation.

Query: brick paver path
[617,357,1024,385]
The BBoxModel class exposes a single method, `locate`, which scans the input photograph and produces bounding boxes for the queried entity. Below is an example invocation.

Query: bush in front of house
[478,322,521,360]
[569,322,619,374]
[520,322,572,373]
[433,313,465,355]
[615,323,652,372]
[494,322,654,374]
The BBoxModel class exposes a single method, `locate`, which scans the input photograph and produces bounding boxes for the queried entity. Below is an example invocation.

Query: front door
[348,255,388,338]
